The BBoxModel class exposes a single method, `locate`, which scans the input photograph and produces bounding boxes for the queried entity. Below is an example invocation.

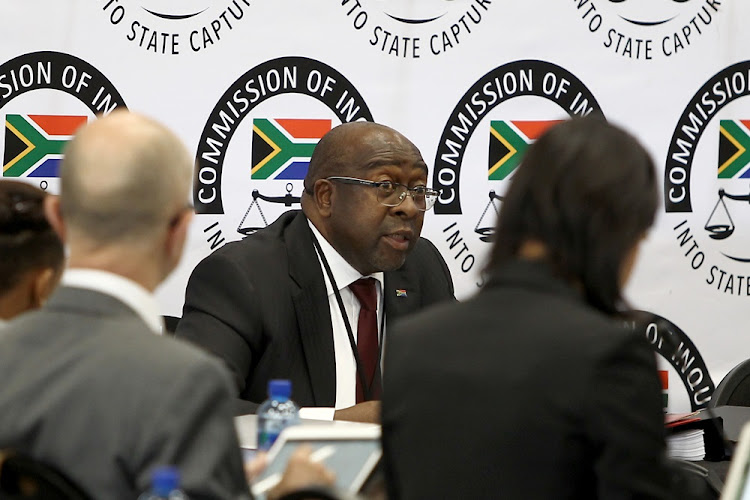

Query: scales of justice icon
[237,182,301,236]
[704,187,750,240]
[474,190,504,243]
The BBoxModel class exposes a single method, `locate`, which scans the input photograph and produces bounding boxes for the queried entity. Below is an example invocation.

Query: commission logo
[664,61,750,296]
[340,0,493,58]
[626,310,714,410]
[431,60,602,290]
[0,51,125,188]
[194,56,372,251]
[99,0,252,55]
[573,0,721,60]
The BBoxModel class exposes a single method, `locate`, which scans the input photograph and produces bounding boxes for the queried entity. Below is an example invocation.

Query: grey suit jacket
[0,287,250,500]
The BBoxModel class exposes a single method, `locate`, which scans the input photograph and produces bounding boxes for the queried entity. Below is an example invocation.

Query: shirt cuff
[299,407,335,421]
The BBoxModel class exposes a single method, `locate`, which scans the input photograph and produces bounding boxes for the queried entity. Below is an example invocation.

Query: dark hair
[0,181,64,294]
[487,117,657,313]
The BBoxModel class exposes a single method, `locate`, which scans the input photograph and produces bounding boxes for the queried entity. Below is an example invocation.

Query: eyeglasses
[326,176,439,211]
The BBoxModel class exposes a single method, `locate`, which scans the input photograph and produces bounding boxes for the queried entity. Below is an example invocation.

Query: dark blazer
[0,287,249,500]
[382,259,673,500]
[176,210,455,409]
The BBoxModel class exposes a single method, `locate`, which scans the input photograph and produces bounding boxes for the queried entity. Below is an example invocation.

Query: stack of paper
[667,429,706,461]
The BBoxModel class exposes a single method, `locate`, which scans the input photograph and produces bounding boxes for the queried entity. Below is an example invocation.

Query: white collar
[307,220,384,296]
[61,269,164,334]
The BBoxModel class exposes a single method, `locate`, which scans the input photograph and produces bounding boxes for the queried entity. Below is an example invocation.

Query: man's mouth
[383,231,412,251]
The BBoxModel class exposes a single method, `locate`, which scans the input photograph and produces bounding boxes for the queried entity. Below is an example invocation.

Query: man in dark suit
[0,111,332,500]
[177,122,454,422]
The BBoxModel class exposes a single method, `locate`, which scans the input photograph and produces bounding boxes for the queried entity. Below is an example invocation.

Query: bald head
[60,111,193,245]
[301,121,429,275]
[303,122,425,194]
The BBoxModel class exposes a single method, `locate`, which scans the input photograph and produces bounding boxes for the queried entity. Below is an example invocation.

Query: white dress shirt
[306,221,384,414]
[62,269,164,334]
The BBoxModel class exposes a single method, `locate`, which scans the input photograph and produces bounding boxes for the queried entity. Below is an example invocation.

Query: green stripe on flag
[489,121,529,181]
[718,120,750,179]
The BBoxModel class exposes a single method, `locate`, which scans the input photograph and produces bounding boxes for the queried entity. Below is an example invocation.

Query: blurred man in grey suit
[0,112,331,500]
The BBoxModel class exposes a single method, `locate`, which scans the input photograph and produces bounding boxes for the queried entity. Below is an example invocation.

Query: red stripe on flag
[512,120,565,141]
[658,370,668,390]
[29,115,87,136]
[276,119,331,139]
[741,120,750,131]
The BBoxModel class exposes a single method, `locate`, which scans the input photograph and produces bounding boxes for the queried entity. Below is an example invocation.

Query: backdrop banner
[1,0,741,412]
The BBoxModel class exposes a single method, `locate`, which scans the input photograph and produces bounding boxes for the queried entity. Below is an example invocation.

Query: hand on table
[267,445,336,500]
[333,400,381,423]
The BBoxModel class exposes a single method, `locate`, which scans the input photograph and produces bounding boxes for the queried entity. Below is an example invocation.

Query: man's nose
[392,192,420,218]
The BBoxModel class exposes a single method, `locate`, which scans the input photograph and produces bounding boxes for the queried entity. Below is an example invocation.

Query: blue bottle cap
[268,379,292,400]
[151,466,180,496]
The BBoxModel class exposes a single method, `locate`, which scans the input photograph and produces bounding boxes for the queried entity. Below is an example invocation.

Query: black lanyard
[311,233,385,402]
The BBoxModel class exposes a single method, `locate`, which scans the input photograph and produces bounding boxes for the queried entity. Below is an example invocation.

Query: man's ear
[44,195,66,243]
[165,209,193,264]
[31,267,59,309]
[314,179,334,218]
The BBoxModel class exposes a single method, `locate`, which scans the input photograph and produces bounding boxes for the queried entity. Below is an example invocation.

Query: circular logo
[429,60,603,293]
[338,0,494,58]
[0,51,126,192]
[194,56,373,251]
[626,310,715,411]
[571,0,721,60]
[97,0,253,55]
[664,61,750,296]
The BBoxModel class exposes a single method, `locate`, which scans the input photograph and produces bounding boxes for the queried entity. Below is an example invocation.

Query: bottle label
[258,430,280,451]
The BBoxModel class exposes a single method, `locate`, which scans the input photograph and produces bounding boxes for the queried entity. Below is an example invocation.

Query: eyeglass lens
[376,184,435,210]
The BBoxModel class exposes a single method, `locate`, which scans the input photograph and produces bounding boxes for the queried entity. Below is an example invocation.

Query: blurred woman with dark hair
[382,118,692,499]
[0,181,64,323]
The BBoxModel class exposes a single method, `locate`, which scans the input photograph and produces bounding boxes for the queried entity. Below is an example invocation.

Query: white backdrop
[1,0,744,412]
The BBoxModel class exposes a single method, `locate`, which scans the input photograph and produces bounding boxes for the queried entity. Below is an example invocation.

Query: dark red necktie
[349,278,382,402]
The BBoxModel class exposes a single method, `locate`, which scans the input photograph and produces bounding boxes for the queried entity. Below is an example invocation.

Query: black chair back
[710,359,750,407]
[0,450,91,500]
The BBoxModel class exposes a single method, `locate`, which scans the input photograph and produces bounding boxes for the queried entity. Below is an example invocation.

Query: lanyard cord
[311,233,385,402]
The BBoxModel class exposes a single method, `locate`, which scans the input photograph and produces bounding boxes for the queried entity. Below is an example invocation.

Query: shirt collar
[61,269,164,334]
[307,220,384,296]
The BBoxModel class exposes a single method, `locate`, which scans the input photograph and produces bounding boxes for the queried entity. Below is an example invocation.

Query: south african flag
[718,119,750,179]
[488,120,563,180]
[659,370,669,411]
[251,118,331,180]
[4,114,86,178]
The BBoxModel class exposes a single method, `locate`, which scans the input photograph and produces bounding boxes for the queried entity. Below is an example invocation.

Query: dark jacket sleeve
[176,249,261,395]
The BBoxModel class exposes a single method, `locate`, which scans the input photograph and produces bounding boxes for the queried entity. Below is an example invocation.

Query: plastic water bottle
[137,466,188,500]
[257,379,300,451]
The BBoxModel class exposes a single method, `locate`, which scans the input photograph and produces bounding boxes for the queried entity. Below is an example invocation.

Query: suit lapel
[384,265,421,329]
[286,213,337,406]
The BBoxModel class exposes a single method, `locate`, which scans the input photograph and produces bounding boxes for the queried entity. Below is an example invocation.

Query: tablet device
[721,421,750,499]
[250,423,381,499]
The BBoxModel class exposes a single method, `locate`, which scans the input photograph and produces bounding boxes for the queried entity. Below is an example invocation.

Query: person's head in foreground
[488,116,657,312]
[44,110,194,290]
[301,121,436,275]
[0,180,64,321]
